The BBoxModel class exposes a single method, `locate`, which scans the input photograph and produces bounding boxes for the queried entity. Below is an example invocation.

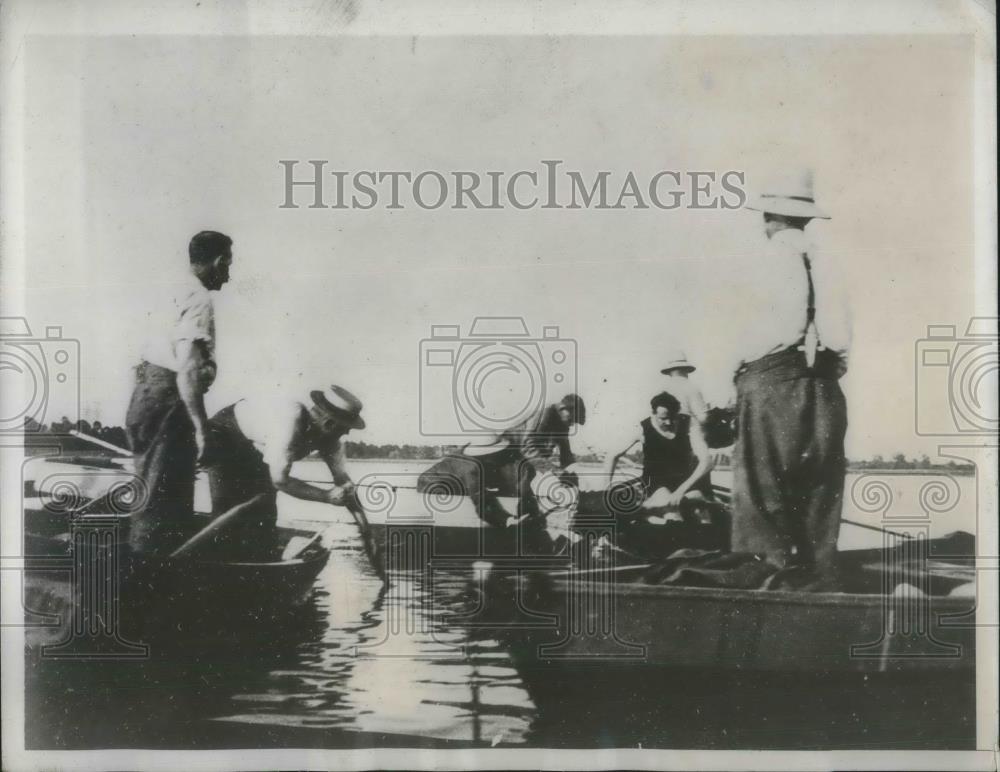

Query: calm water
[26,463,978,749]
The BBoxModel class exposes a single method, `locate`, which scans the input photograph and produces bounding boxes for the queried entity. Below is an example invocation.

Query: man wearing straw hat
[203,384,367,559]
[660,349,710,441]
[732,170,851,590]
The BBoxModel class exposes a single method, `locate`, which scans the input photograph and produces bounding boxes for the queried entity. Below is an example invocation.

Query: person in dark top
[604,391,714,522]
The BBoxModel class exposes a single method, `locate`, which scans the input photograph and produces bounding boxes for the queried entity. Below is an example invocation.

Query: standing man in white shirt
[125,230,233,554]
[731,171,851,589]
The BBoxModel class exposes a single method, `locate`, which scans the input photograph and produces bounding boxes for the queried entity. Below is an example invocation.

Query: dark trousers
[125,362,197,555]
[732,348,847,587]
[205,404,279,561]
[417,449,538,525]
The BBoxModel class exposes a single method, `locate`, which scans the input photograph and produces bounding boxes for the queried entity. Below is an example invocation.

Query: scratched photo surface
[1,4,996,771]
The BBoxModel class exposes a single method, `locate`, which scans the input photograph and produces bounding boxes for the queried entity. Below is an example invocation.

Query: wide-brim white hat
[745,169,830,220]
[462,437,510,456]
[660,350,695,374]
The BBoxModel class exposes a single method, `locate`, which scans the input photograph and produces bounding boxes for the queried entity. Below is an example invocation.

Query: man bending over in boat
[418,393,586,529]
[604,391,715,525]
[204,384,366,559]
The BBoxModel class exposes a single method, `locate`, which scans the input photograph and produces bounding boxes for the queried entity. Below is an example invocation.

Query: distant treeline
[22,418,128,456]
[19,420,976,474]
[846,453,974,474]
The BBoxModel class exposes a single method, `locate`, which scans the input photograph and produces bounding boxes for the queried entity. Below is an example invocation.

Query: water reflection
[212,525,535,746]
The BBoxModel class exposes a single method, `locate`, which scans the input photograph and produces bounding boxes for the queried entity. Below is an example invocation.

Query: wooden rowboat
[467,535,976,675]
[465,539,978,749]
[22,519,330,655]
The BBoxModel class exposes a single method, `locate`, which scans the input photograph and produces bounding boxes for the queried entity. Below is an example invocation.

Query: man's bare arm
[271,460,348,505]
[319,442,353,487]
[175,339,210,457]
[668,429,714,503]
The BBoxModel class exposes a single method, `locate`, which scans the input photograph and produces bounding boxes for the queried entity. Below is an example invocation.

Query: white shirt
[142,273,216,372]
[660,374,709,424]
[233,398,350,485]
[732,228,851,369]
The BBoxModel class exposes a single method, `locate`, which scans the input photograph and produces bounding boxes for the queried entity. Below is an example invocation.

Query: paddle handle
[346,495,388,582]
[69,429,131,457]
[170,493,268,559]
[712,482,913,540]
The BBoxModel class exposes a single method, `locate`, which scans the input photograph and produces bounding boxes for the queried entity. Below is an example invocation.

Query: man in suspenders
[732,170,851,589]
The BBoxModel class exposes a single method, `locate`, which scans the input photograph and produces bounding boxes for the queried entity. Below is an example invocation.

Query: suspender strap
[802,252,816,324]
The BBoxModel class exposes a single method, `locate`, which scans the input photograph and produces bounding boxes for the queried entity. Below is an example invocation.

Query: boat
[471,536,976,672]
[22,453,724,569]
[21,454,331,654]
[22,518,330,655]
[344,468,727,567]
[456,535,977,748]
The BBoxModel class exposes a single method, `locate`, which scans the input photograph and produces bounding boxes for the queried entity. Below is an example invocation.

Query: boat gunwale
[522,569,975,609]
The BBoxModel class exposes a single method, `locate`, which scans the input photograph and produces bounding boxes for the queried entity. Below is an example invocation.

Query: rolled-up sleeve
[171,288,215,362]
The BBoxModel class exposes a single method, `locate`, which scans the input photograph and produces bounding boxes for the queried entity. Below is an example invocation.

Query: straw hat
[462,437,511,456]
[308,385,366,430]
[660,350,695,375]
[745,169,830,220]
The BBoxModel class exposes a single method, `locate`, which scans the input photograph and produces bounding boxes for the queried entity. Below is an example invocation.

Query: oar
[711,482,913,540]
[69,429,132,458]
[346,492,388,583]
[170,493,268,559]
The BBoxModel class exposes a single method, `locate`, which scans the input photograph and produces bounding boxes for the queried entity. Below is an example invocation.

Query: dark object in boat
[702,405,737,449]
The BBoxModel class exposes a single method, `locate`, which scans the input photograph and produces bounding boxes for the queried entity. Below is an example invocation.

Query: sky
[16,33,982,459]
